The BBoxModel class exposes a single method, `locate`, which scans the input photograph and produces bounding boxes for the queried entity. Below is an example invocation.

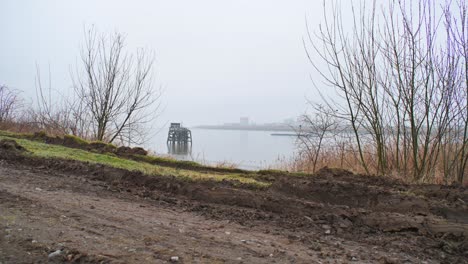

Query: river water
[149,128,298,170]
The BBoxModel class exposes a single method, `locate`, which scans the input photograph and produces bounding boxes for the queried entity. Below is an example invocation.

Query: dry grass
[286,141,468,186]
[0,120,71,139]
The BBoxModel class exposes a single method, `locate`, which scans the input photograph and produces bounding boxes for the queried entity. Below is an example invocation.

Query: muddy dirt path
[0,162,315,263]
[0,156,467,263]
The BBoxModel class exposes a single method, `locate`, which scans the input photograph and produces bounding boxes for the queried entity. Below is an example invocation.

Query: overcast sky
[1,0,345,126]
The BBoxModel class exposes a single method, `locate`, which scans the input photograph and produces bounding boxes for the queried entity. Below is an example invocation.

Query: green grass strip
[0,135,269,188]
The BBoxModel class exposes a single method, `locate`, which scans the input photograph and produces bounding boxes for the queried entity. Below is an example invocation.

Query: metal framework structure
[167,123,192,145]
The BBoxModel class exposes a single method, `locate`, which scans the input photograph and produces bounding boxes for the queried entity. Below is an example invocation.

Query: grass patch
[63,134,88,146]
[0,130,31,138]
[135,154,202,167]
[0,135,269,188]
[92,141,118,149]
[0,130,250,173]
[258,169,284,175]
[258,169,312,177]
[132,154,249,174]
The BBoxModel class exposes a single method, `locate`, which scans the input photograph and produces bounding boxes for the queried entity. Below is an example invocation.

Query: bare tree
[304,0,468,183]
[296,104,339,173]
[72,27,160,144]
[440,0,468,184]
[32,65,90,137]
[0,85,20,125]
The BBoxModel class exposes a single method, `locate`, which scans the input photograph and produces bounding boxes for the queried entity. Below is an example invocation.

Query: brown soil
[0,148,467,263]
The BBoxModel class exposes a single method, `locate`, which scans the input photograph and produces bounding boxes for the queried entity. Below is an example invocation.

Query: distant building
[240,117,249,126]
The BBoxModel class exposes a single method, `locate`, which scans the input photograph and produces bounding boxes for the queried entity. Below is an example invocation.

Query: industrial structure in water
[167,123,192,145]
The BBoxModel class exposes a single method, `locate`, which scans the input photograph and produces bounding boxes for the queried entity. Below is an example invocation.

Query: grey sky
[1,0,336,126]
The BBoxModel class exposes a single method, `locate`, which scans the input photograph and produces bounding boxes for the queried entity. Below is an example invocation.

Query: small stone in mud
[324,230,331,234]
[339,219,353,228]
[48,249,62,259]
[170,256,179,262]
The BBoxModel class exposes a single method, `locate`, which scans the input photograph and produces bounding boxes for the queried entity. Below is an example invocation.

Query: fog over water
[0,0,335,127]
[0,0,352,168]
[0,1,401,166]
[152,128,297,169]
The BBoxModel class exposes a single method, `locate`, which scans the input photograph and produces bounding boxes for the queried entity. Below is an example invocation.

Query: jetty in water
[167,123,192,145]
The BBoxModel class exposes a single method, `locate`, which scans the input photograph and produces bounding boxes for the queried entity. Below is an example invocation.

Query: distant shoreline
[194,125,296,132]
[270,133,298,136]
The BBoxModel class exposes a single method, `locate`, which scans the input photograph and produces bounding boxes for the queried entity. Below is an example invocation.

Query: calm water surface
[149,128,297,170]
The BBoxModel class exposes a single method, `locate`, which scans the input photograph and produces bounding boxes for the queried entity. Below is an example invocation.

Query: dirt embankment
[4,132,248,174]
[0,144,467,263]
